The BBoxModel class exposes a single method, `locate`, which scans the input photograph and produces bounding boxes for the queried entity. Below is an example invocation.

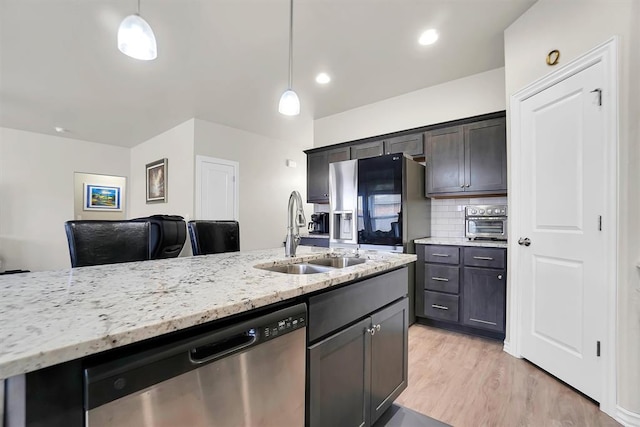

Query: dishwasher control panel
[261,312,306,341]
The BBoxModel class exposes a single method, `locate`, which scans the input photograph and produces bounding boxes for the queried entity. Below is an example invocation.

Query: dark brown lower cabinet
[308,318,370,427]
[370,299,409,422]
[308,297,409,427]
[416,244,506,339]
[462,267,506,333]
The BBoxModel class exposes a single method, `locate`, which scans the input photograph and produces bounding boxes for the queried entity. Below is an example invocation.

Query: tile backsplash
[430,196,508,238]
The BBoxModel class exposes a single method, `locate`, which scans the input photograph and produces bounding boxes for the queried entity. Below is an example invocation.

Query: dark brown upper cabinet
[350,140,384,159]
[383,133,424,157]
[425,117,506,197]
[307,146,350,203]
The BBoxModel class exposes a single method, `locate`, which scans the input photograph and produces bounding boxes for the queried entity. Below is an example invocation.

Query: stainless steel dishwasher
[84,303,306,427]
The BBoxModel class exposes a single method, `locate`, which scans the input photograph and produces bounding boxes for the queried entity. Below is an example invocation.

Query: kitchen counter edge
[414,237,508,248]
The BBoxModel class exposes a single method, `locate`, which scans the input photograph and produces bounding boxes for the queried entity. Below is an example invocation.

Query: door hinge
[597,341,601,357]
[591,88,602,106]
[599,215,602,231]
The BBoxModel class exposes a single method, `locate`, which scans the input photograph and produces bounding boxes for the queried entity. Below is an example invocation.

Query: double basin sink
[256,257,367,275]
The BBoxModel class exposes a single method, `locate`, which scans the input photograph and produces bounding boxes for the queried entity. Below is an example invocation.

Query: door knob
[518,237,531,246]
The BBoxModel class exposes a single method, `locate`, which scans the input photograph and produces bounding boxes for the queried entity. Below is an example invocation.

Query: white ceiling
[0,0,536,147]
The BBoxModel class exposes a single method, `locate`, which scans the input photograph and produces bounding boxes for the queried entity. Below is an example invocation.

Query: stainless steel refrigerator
[329,153,431,321]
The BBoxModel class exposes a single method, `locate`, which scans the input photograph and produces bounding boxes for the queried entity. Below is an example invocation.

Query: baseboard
[502,340,521,358]
[616,405,640,426]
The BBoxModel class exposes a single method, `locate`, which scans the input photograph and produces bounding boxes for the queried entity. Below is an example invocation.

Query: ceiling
[0,0,536,147]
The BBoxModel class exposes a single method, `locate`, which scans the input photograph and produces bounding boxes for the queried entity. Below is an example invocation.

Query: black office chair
[188,220,240,255]
[133,215,187,259]
[64,220,152,267]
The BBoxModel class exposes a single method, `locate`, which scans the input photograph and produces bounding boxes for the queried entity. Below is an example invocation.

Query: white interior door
[517,61,606,401]
[195,156,239,221]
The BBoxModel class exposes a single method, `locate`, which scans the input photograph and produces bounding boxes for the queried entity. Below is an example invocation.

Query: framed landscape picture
[83,184,122,211]
[146,158,168,203]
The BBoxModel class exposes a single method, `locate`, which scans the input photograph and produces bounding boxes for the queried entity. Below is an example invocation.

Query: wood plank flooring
[395,325,619,427]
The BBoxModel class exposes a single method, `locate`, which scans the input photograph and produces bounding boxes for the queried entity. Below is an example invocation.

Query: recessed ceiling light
[315,73,331,84]
[54,127,69,133]
[419,29,439,46]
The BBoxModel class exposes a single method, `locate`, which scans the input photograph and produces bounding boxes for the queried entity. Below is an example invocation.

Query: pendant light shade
[279,0,300,116]
[279,89,300,116]
[118,0,157,61]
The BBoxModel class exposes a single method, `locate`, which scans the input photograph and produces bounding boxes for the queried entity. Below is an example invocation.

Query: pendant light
[278,0,300,116]
[118,0,157,61]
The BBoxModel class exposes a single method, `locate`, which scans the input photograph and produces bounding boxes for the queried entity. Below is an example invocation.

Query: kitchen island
[0,246,415,426]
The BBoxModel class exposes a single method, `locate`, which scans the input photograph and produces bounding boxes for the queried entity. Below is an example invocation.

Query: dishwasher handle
[189,329,257,364]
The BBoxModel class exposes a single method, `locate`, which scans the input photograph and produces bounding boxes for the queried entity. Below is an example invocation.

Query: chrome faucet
[285,190,306,257]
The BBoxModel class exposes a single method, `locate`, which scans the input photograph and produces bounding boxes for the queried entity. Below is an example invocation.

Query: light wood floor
[395,325,620,427]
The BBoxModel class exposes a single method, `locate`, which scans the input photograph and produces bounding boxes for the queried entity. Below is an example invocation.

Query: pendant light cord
[288,0,294,89]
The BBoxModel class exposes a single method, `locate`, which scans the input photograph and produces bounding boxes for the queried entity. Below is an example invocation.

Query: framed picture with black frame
[146,158,168,203]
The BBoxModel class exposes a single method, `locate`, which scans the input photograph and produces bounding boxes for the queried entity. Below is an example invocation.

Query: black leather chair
[133,215,187,259]
[188,220,240,255]
[64,220,152,267]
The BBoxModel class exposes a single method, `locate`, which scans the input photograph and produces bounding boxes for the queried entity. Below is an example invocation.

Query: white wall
[129,119,195,221]
[0,127,130,271]
[313,67,506,147]
[129,119,195,256]
[194,119,312,251]
[504,0,639,415]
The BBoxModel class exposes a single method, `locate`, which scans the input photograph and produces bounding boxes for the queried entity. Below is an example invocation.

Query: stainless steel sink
[255,257,367,274]
[257,264,335,274]
[306,257,367,268]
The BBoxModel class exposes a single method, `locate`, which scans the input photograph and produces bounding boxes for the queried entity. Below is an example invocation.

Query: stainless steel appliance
[84,303,307,427]
[329,154,430,252]
[308,212,329,234]
[329,154,430,323]
[465,204,508,240]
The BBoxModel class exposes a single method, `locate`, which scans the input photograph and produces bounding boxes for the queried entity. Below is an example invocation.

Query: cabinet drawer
[308,268,408,342]
[423,291,459,322]
[463,247,506,269]
[423,264,459,293]
[423,245,459,265]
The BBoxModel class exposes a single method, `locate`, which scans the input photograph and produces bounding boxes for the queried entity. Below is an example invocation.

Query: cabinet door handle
[431,277,449,282]
[432,253,450,257]
[470,318,497,326]
[366,327,376,336]
[498,274,503,280]
[465,184,470,188]
[473,256,494,261]
[431,304,449,310]
[375,324,381,332]
[460,184,465,188]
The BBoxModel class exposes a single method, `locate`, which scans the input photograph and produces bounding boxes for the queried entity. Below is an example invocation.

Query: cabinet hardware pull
[460,184,465,188]
[473,256,494,261]
[498,275,503,280]
[431,277,449,282]
[465,184,470,187]
[432,253,450,257]
[470,318,497,326]
[376,324,381,332]
[431,304,449,310]
[366,327,376,336]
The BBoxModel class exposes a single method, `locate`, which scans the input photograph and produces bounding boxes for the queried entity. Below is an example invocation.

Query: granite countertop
[0,247,415,379]
[414,237,508,249]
